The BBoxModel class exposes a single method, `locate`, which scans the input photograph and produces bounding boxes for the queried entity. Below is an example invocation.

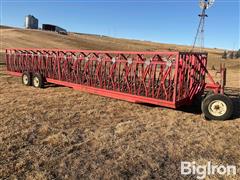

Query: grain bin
[24,15,38,29]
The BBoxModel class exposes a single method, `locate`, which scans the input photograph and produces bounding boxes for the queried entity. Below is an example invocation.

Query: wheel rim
[208,100,227,117]
[23,74,29,85]
[33,77,40,87]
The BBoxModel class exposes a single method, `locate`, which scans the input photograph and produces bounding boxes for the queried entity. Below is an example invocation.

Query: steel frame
[5,48,225,109]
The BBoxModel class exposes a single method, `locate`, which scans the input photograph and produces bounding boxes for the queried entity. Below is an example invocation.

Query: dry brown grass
[0,26,240,179]
[0,25,224,54]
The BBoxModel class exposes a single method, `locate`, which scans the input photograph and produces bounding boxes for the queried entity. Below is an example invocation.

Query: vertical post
[57,51,61,80]
[220,63,226,94]
[5,49,8,70]
[173,53,179,103]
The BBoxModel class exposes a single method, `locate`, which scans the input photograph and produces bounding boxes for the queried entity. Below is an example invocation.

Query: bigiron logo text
[181,161,237,179]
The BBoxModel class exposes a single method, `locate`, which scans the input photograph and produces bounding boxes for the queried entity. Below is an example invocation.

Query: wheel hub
[33,77,39,87]
[208,100,227,117]
[23,75,29,84]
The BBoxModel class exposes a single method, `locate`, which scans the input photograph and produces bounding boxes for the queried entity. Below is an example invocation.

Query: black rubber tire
[205,90,214,98]
[201,94,233,120]
[22,72,32,86]
[32,73,44,88]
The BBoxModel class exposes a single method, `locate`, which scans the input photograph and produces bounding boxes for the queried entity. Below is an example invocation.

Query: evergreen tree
[229,51,234,59]
[235,49,240,59]
[222,50,227,59]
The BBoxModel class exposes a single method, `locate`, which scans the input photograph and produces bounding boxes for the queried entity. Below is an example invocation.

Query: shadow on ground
[140,87,240,120]
[225,87,240,120]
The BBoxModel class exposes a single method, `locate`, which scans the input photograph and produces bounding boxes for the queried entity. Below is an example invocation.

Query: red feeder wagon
[5,48,233,120]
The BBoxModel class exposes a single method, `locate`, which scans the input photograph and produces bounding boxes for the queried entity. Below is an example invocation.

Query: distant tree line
[222,49,240,59]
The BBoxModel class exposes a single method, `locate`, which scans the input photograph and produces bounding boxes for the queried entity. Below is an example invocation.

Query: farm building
[42,24,67,35]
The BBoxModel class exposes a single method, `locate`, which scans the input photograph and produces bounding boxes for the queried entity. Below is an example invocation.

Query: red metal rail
[5,48,223,108]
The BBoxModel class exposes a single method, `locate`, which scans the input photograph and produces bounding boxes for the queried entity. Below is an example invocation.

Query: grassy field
[0,26,240,179]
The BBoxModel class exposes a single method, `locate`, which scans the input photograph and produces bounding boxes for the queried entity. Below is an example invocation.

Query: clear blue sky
[1,0,239,50]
